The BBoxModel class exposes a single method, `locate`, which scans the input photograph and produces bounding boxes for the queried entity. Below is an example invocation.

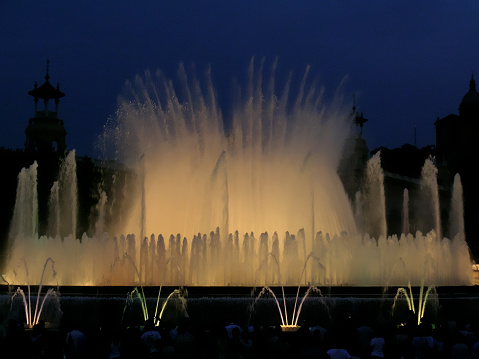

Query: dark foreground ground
[1,285,479,358]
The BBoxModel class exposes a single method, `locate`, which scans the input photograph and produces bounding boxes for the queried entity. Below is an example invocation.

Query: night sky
[1,1,478,158]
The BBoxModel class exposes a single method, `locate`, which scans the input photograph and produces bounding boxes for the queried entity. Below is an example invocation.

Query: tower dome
[458,74,479,119]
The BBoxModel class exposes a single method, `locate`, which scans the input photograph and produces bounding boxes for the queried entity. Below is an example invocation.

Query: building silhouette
[339,75,479,260]
[435,74,479,255]
[435,74,479,174]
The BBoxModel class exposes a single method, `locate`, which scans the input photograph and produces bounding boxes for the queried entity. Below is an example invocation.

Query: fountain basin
[280,325,301,332]
[3,285,479,332]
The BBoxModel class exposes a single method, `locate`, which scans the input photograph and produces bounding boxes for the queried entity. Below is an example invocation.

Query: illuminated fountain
[10,258,61,328]
[3,60,474,288]
[251,252,326,331]
[385,255,440,326]
[391,284,438,326]
[122,286,187,326]
[118,251,187,326]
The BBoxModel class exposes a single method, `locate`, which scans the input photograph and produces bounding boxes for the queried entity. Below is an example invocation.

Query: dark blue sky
[1,1,478,157]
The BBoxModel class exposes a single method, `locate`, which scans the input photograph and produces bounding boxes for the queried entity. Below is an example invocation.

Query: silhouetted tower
[337,101,369,200]
[25,60,67,153]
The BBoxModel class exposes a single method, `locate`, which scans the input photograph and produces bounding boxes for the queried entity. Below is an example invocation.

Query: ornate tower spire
[25,60,67,153]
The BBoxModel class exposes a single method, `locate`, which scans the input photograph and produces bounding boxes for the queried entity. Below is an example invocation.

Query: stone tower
[25,60,67,153]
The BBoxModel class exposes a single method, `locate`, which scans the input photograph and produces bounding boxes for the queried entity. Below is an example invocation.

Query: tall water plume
[403,189,410,235]
[9,162,39,242]
[356,152,387,239]
[418,157,441,238]
[46,150,78,238]
[102,59,357,247]
[93,191,108,238]
[449,173,465,239]
[60,150,78,238]
[47,182,60,238]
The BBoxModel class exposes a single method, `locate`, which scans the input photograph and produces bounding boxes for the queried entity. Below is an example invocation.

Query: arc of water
[293,286,323,326]
[135,288,149,322]
[123,253,148,320]
[407,283,414,313]
[154,256,183,326]
[419,286,435,323]
[13,288,30,326]
[390,254,438,326]
[254,251,324,327]
[416,255,435,325]
[32,258,56,326]
[157,288,187,322]
[11,258,56,327]
[392,287,414,314]
[257,286,286,326]
[267,253,288,325]
[34,288,56,325]
[418,279,424,325]
[291,252,324,325]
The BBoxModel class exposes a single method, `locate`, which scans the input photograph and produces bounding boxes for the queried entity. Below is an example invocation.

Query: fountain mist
[4,61,473,287]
